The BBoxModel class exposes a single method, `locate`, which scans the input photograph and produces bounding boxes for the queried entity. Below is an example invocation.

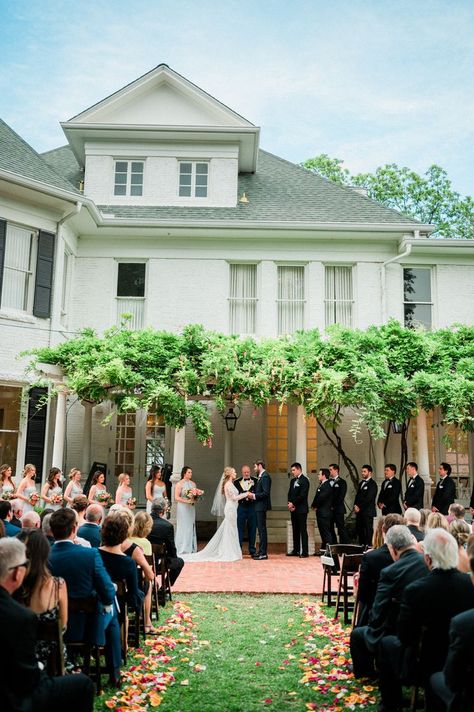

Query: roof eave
[0,168,82,204]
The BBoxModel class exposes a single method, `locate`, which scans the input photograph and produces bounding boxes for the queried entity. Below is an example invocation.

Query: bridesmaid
[0,463,16,500]
[175,465,199,555]
[64,468,83,508]
[16,464,39,513]
[41,468,63,511]
[145,465,166,513]
[88,470,109,506]
[115,472,135,509]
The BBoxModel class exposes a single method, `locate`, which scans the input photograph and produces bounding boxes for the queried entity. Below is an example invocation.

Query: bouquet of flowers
[127,497,137,509]
[97,491,113,506]
[185,488,204,504]
[1,491,16,501]
[51,493,63,505]
[29,491,39,505]
[163,497,171,513]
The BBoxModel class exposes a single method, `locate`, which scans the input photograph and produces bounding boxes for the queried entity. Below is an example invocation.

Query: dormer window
[179,162,208,198]
[114,160,144,196]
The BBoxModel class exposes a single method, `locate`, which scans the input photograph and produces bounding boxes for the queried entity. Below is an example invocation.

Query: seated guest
[21,511,41,529]
[449,519,471,573]
[371,516,385,549]
[405,507,424,541]
[431,608,474,710]
[130,511,153,556]
[40,508,54,523]
[447,502,466,524]
[14,529,68,669]
[356,513,405,627]
[42,513,55,544]
[99,513,144,611]
[0,500,21,536]
[0,537,94,712]
[418,508,431,532]
[49,508,122,688]
[378,528,474,712]
[425,511,449,532]
[351,524,428,680]
[72,495,88,527]
[148,498,184,587]
[78,504,103,548]
[10,499,23,528]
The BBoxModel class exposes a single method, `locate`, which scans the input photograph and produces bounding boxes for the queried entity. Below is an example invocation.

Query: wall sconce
[224,405,241,432]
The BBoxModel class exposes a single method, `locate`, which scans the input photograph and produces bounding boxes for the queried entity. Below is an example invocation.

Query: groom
[249,460,272,560]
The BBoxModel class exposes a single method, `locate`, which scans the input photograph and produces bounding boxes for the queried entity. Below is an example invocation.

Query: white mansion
[1,64,473,525]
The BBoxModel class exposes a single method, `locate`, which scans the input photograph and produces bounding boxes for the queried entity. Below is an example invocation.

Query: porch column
[81,401,93,475]
[296,405,307,473]
[51,387,67,470]
[374,437,385,516]
[416,409,433,506]
[170,427,186,523]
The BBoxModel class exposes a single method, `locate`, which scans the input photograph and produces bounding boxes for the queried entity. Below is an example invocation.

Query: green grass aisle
[95,594,379,711]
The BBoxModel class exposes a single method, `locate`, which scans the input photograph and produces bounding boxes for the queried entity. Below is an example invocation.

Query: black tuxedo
[354,477,377,546]
[431,476,456,515]
[404,474,425,510]
[431,608,474,712]
[235,476,257,555]
[311,479,333,549]
[329,476,348,543]
[355,543,394,626]
[254,470,272,557]
[288,474,309,555]
[350,548,428,679]
[377,477,402,514]
[148,514,184,585]
[0,586,93,712]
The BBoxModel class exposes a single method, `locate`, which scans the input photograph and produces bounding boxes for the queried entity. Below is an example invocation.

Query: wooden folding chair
[67,595,104,694]
[37,616,65,676]
[114,580,129,661]
[152,543,172,605]
[334,552,364,624]
[322,544,364,607]
[145,553,160,621]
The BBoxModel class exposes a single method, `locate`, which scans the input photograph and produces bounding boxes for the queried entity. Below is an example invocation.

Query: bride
[180,467,250,562]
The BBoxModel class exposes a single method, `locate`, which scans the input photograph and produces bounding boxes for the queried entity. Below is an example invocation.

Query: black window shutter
[33,230,55,318]
[0,219,6,306]
[24,387,48,481]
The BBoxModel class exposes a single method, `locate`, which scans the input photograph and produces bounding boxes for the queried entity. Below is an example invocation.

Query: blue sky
[1,0,473,196]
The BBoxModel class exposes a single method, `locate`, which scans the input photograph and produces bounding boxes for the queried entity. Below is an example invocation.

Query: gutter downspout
[381,232,419,322]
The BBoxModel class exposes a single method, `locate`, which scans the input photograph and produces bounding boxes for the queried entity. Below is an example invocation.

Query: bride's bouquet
[185,488,204,504]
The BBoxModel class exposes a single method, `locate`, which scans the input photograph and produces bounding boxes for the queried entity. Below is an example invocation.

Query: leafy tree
[301,155,474,239]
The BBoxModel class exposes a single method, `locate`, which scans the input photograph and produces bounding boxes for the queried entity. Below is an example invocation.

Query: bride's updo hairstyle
[221,467,236,494]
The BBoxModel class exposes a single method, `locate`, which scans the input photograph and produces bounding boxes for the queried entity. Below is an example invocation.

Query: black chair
[36,616,65,676]
[322,544,364,606]
[145,553,160,621]
[334,552,364,624]
[66,596,104,694]
[151,543,172,605]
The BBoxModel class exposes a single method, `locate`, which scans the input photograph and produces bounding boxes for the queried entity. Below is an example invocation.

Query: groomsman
[328,463,348,543]
[431,462,456,515]
[403,461,425,510]
[377,464,402,514]
[311,468,333,553]
[250,460,272,560]
[287,462,309,557]
[235,464,257,556]
[353,465,378,546]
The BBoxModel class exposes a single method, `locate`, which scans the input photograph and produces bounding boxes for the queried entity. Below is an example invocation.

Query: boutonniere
[294,481,300,487]
[387,484,392,489]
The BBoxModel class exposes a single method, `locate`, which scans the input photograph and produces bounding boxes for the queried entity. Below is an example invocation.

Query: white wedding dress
[181,482,247,562]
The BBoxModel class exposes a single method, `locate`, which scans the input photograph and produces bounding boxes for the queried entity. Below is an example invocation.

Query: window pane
[404,268,431,302]
[114,184,127,196]
[180,163,192,174]
[115,162,128,173]
[130,174,143,185]
[325,266,353,327]
[117,263,146,297]
[130,185,143,196]
[196,163,208,174]
[115,173,127,184]
[195,174,208,186]
[195,186,208,197]
[180,174,192,186]
[229,264,257,334]
[404,303,432,329]
[179,185,192,197]
[131,162,143,173]
[2,225,32,310]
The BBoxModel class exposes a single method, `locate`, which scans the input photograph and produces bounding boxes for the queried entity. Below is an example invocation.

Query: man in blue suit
[0,500,21,536]
[77,504,103,548]
[49,508,122,687]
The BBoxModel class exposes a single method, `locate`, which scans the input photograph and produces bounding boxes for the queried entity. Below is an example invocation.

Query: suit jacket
[4,520,21,536]
[407,524,424,542]
[443,608,474,711]
[377,477,402,514]
[431,476,456,515]
[311,479,333,517]
[77,522,102,548]
[404,475,425,509]
[356,543,394,623]
[0,586,41,712]
[354,477,377,517]
[365,548,429,651]
[49,539,116,643]
[254,471,272,512]
[398,568,474,679]
[148,513,179,558]
[330,476,347,515]
[235,476,257,509]
[288,474,309,514]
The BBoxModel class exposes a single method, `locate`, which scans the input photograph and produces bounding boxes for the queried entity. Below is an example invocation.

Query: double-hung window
[114,161,144,196]
[116,262,146,330]
[325,266,353,327]
[179,162,208,197]
[403,267,432,329]
[277,266,305,335]
[229,264,257,334]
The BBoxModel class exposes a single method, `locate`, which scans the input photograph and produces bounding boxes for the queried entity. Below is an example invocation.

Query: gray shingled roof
[40,145,422,225]
[0,119,80,195]
[41,145,83,190]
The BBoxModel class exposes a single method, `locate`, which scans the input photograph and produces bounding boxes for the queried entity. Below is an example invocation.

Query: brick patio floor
[173,544,324,594]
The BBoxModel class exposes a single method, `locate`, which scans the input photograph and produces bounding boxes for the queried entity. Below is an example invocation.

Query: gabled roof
[0,119,80,195]
[41,145,83,189]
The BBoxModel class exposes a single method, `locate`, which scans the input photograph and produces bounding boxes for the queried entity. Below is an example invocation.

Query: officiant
[235,465,257,556]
